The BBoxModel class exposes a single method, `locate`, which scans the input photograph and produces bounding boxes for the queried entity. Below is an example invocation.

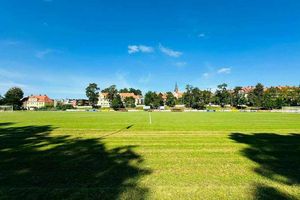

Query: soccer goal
[0,105,13,112]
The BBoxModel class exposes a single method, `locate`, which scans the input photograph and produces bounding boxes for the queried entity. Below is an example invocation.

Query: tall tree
[111,94,124,110]
[0,95,4,105]
[119,88,142,96]
[215,83,230,107]
[165,92,176,107]
[182,85,194,108]
[262,87,283,109]
[129,88,142,96]
[119,88,129,93]
[144,91,163,109]
[201,90,212,104]
[124,96,136,108]
[105,85,118,102]
[252,83,264,107]
[85,83,99,107]
[154,93,164,108]
[232,86,247,107]
[4,87,24,109]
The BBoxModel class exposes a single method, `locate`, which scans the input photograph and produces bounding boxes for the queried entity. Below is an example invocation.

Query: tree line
[144,83,300,109]
[85,83,142,110]
[1,83,300,110]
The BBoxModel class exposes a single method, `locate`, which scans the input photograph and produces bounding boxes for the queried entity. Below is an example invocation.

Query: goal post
[0,105,13,112]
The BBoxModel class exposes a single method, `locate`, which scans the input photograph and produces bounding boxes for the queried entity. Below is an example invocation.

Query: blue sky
[1,0,300,98]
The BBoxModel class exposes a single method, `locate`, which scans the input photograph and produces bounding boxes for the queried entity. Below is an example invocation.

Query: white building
[97,93,110,108]
[119,93,144,105]
[97,92,144,108]
[22,95,54,110]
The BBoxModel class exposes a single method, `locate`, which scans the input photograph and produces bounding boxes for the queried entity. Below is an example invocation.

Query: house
[61,99,77,107]
[97,92,144,108]
[97,93,110,108]
[160,83,183,103]
[119,93,144,105]
[73,99,90,107]
[23,95,54,110]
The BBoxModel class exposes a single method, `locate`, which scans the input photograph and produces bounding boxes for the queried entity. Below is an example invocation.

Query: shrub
[171,107,184,112]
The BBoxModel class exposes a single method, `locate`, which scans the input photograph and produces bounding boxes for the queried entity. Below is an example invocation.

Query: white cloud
[217,67,231,74]
[128,45,154,54]
[128,45,139,54]
[159,44,182,57]
[138,45,154,53]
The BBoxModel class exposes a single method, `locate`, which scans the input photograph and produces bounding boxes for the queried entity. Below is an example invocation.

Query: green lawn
[0,112,299,199]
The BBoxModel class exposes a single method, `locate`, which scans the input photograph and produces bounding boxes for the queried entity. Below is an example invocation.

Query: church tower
[174,82,179,93]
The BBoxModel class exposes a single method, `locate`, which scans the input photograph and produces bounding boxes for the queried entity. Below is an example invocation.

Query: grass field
[0,112,299,199]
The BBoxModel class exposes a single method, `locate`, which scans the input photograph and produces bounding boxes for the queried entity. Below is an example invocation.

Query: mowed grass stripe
[0,112,299,199]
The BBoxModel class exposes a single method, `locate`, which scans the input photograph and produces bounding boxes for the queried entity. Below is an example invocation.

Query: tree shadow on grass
[230,133,300,200]
[0,123,151,200]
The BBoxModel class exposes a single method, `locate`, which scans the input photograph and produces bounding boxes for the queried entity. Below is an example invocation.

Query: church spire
[174,82,179,93]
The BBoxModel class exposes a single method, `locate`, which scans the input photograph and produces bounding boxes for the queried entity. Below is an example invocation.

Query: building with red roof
[23,95,54,110]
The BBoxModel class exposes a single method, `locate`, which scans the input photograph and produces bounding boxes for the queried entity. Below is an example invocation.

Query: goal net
[0,105,13,112]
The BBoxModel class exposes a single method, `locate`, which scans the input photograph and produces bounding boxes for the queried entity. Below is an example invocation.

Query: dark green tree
[154,93,164,108]
[182,85,194,108]
[231,86,247,107]
[201,90,212,104]
[119,88,129,93]
[0,95,4,105]
[215,83,230,107]
[165,92,176,107]
[124,96,136,108]
[129,88,142,96]
[4,87,24,109]
[103,85,118,102]
[252,83,264,107]
[262,87,283,109]
[144,91,163,109]
[85,83,99,107]
[119,88,142,96]
[111,94,124,110]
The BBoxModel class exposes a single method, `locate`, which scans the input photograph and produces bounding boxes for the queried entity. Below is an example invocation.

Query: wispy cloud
[198,33,206,38]
[35,49,60,59]
[0,39,21,46]
[0,68,25,79]
[128,45,154,54]
[202,72,210,78]
[159,44,182,57]
[0,81,28,91]
[174,62,187,68]
[115,71,131,88]
[217,67,231,74]
[138,73,151,84]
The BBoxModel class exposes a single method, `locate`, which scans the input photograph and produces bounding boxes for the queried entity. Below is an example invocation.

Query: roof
[240,86,255,93]
[28,95,54,103]
[100,93,109,97]
[119,93,141,99]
